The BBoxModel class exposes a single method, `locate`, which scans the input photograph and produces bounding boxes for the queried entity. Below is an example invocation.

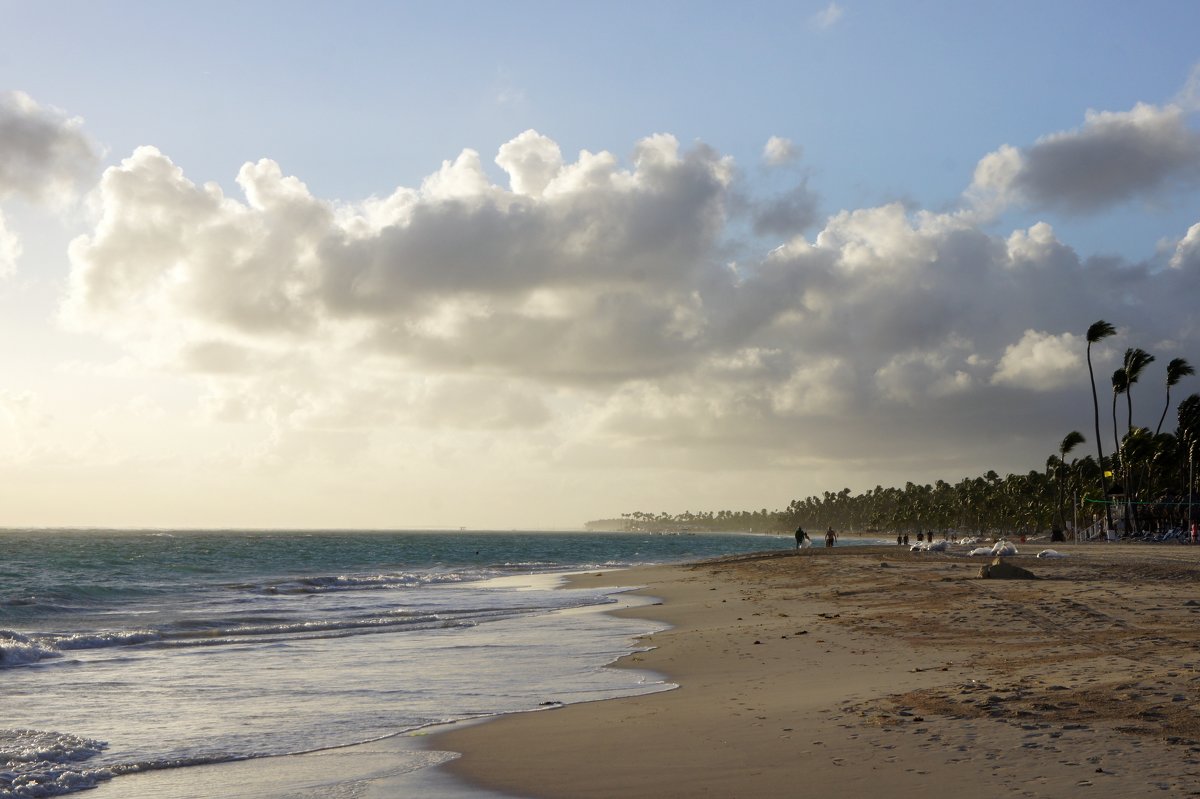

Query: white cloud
[769,357,855,416]
[496,129,563,197]
[811,3,844,30]
[875,345,977,405]
[0,389,51,461]
[0,211,20,277]
[763,136,799,166]
[1176,62,1200,113]
[1170,221,1200,270]
[55,123,1200,475]
[991,330,1083,391]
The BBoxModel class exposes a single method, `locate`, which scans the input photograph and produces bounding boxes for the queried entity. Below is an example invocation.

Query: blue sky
[8,2,1192,204]
[1,2,1199,527]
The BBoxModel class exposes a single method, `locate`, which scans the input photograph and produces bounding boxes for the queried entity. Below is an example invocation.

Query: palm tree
[1180,394,1200,457]
[1123,348,1156,534]
[1156,357,1195,435]
[1111,368,1128,469]
[1180,394,1200,535]
[1124,348,1156,435]
[1056,431,1085,531]
[1111,367,1130,534]
[1086,320,1116,527]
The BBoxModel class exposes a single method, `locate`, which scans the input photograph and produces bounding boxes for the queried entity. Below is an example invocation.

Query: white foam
[52,630,162,651]
[0,633,61,669]
[0,729,114,798]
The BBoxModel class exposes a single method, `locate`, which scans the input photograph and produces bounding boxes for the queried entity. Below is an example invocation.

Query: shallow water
[1,529,805,797]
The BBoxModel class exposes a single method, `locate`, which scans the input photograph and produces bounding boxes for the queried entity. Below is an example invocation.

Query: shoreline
[78,563,674,799]
[430,543,1200,798]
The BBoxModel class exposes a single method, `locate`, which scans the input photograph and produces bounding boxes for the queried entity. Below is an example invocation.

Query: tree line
[604,320,1198,538]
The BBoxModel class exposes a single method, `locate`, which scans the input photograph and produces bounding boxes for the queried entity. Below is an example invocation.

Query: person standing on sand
[795,526,810,550]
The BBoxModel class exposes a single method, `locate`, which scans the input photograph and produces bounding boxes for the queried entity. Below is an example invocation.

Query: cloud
[66,134,737,383]
[1177,62,1200,112]
[495,129,563,196]
[875,342,976,405]
[0,211,19,277]
[59,124,1200,479]
[991,330,1083,391]
[0,389,52,461]
[1171,222,1200,270]
[811,3,844,30]
[0,90,99,206]
[763,136,799,166]
[0,91,100,278]
[752,182,820,237]
[969,101,1200,214]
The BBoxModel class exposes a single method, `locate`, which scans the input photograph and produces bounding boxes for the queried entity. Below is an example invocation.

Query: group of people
[794,526,837,549]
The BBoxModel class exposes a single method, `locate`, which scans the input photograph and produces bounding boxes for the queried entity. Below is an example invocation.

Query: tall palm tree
[1057,431,1085,531]
[1123,345,1152,532]
[1180,394,1200,535]
[1124,348,1156,435]
[1180,394,1200,457]
[1111,368,1128,469]
[1123,348,1155,534]
[1086,320,1116,527]
[1112,367,1129,535]
[1156,357,1195,435]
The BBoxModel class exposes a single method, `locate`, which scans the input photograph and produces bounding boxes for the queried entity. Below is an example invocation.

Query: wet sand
[432,543,1200,798]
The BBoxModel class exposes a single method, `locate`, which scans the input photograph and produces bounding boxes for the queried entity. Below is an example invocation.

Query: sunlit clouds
[2,17,1200,528]
[762,136,799,166]
[55,107,1200,489]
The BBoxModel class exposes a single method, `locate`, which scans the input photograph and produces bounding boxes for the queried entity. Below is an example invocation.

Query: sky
[2,1,1200,529]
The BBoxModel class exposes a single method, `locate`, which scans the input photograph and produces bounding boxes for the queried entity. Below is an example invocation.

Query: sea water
[0,528,815,798]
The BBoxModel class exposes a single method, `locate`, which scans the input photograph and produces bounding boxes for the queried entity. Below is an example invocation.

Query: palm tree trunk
[1112,392,1131,535]
[1087,346,1113,529]
[1112,392,1121,470]
[1157,387,1171,436]
[1126,388,1141,534]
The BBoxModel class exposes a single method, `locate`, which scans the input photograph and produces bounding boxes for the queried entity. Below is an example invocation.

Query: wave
[1,602,547,668]
[0,722,461,799]
[0,728,112,798]
[0,632,62,668]
[0,583,168,615]
[240,568,488,595]
[0,726,255,799]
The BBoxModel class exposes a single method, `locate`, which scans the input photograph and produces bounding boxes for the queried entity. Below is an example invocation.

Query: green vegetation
[602,321,1199,539]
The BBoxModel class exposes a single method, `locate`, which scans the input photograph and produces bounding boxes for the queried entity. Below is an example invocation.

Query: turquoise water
[1,528,804,797]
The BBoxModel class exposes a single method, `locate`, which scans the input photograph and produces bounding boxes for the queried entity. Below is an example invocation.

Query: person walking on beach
[795,526,810,550]
[825,527,836,548]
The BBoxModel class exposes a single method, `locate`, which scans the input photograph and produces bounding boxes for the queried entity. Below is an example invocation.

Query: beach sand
[432,543,1200,798]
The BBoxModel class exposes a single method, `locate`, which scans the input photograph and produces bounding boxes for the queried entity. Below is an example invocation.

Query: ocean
[0,528,822,798]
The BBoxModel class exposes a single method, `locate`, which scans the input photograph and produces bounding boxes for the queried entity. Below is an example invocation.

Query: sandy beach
[433,543,1200,798]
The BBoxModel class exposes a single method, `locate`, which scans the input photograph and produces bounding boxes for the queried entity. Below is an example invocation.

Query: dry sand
[432,543,1200,798]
